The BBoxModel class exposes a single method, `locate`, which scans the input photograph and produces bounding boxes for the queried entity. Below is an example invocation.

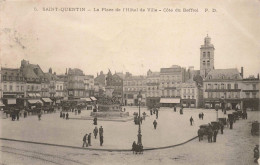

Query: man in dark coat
[201,113,204,120]
[156,110,159,119]
[220,123,224,134]
[99,126,104,137]
[174,106,176,112]
[93,117,97,125]
[153,120,157,129]
[150,109,153,116]
[230,119,233,129]
[60,111,63,118]
[88,133,92,146]
[190,116,194,126]
[213,130,218,142]
[132,141,137,154]
[93,127,98,139]
[208,129,213,143]
[100,135,104,146]
[66,113,69,120]
[254,145,259,163]
[82,134,88,147]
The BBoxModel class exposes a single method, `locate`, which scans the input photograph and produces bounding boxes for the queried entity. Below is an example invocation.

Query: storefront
[181,99,196,108]
[41,98,53,106]
[160,97,181,107]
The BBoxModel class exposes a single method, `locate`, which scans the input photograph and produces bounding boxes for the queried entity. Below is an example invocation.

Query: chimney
[241,67,244,78]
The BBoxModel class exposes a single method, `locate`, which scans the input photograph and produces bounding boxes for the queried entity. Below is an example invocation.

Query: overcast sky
[0,0,259,77]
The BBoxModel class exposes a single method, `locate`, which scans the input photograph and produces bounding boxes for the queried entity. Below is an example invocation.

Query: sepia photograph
[0,0,259,164]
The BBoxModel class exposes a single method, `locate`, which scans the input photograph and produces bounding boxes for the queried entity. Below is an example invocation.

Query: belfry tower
[200,34,215,78]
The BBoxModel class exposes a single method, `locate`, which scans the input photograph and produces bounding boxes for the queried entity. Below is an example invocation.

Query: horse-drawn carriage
[218,118,227,126]
[251,121,259,136]
[198,124,213,141]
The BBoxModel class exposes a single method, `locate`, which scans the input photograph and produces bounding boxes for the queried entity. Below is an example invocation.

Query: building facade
[180,79,199,108]
[159,65,184,107]
[146,69,160,108]
[240,76,260,110]
[67,68,85,99]
[203,68,243,109]
[123,75,146,106]
[106,70,124,103]
[84,75,94,97]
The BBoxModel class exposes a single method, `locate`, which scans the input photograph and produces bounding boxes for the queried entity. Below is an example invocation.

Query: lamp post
[137,91,143,146]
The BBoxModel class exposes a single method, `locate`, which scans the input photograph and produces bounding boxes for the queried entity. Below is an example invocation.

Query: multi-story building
[57,71,68,99]
[180,79,200,108]
[203,68,243,109]
[240,75,260,110]
[55,79,64,98]
[159,65,184,107]
[200,35,215,79]
[146,69,160,108]
[45,68,58,98]
[84,75,94,97]
[67,68,85,99]
[1,67,26,106]
[123,75,146,106]
[106,70,123,103]
[0,67,2,99]
[94,71,106,97]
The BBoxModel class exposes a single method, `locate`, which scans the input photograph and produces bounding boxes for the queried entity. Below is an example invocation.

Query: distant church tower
[200,34,215,78]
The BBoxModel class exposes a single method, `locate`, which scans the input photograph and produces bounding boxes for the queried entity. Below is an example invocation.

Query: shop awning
[42,98,53,103]
[35,93,41,97]
[160,98,180,104]
[81,98,92,102]
[90,97,97,101]
[7,99,16,105]
[0,101,5,107]
[28,93,35,97]
[28,99,43,104]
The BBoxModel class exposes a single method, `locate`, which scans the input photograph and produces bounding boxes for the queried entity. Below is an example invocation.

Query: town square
[0,0,260,164]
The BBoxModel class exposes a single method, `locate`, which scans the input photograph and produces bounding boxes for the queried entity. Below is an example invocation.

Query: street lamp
[137,91,143,146]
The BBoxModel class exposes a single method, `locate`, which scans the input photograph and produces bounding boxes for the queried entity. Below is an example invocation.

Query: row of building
[0,35,259,110]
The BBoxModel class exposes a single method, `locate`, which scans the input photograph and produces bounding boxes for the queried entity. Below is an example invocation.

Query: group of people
[60,111,69,120]
[150,108,159,119]
[82,126,104,147]
[198,112,204,120]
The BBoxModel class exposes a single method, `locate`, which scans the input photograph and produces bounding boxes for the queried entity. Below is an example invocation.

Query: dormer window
[208,75,212,80]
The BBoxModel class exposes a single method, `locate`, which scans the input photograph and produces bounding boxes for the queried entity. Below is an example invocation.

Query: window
[253,84,256,90]
[9,85,13,91]
[203,61,206,66]
[246,92,250,98]
[221,84,225,89]
[60,86,62,90]
[207,60,210,66]
[192,89,194,94]
[207,52,210,58]
[21,86,24,91]
[203,52,206,57]
[208,76,212,80]
[27,85,30,91]
[227,84,231,89]
[17,86,19,91]
[234,84,238,89]
[4,85,7,91]
[252,93,256,98]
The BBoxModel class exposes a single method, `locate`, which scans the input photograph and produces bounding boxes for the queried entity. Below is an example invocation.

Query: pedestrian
[24,111,27,118]
[142,112,146,120]
[156,110,158,119]
[100,135,104,146]
[93,127,98,139]
[230,120,233,129]
[38,111,42,121]
[220,123,224,134]
[208,129,213,143]
[198,113,201,119]
[254,145,259,163]
[132,141,137,154]
[75,109,77,115]
[174,106,176,112]
[66,112,69,120]
[93,117,97,125]
[213,130,218,142]
[16,112,19,121]
[88,133,92,146]
[12,112,16,121]
[201,113,204,120]
[153,120,157,129]
[62,113,65,119]
[60,111,63,118]
[99,126,104,137]
[190,116,194,126]
[82,134,88,147]
[150,109,153,116]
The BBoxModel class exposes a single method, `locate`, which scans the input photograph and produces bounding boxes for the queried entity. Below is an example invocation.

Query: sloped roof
[45,72,58,81]
[206,68,242,80]
[21,64,45,79]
